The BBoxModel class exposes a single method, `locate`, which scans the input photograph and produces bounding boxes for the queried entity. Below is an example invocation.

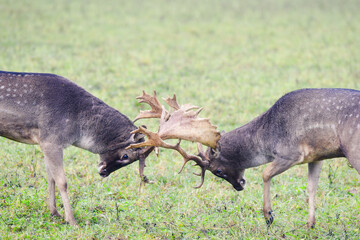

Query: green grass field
[1,0,360,239]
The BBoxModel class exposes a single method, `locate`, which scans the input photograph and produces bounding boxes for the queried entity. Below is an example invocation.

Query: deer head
[204,144,246,191]
[98,132,154,178]
[127,91,241,188]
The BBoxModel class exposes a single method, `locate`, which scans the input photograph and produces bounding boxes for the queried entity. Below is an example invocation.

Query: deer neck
[220,115,274,169]
[75,98,136,153]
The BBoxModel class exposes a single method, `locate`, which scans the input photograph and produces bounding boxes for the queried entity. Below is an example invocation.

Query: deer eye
[215,169,222,176]
[122,154,128,160]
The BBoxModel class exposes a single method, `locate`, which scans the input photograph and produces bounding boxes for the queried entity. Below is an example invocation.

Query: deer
[127,89,360,229]
[0,71,155,226]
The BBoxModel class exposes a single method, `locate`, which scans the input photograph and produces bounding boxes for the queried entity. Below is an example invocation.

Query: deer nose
[240,178,246,187]
[233,184,244,191]
[233,178,246,191]
[99,169,110,177]
[98,164,110,178]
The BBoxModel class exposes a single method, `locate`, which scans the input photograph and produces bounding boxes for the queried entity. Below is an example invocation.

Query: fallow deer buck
[0,71,154,226]
[128,89,360,229]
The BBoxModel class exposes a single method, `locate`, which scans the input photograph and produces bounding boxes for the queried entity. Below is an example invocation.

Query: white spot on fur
[0,86,4,89]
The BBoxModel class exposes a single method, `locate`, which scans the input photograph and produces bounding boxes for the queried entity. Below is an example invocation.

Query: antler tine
[171,141,209,189]
[191,143,209,188]
[177,141,203,174]
[163,94,180,110]
[125,126,162,149]
[193,166,206,189]
[134,90,163,122]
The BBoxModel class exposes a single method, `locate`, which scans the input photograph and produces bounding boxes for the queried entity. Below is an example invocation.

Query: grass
[0,0,360,239]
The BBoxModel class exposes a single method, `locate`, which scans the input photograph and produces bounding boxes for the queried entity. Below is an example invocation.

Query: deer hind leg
[41,143,77,226]
[262,156,299,226]
[307,161,323,229]
[345,154,360,174]
[340,135,360,174]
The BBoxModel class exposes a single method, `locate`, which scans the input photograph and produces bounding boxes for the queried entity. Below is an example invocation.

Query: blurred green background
[0,0,359,239]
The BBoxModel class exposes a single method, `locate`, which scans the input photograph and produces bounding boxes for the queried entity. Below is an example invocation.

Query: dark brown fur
[0,71,144,225]
[206,88,360,228]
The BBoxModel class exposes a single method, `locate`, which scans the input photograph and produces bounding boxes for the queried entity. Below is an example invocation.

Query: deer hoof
[306,221,315,229]
[265,211,274,227]
[50,210,62,218]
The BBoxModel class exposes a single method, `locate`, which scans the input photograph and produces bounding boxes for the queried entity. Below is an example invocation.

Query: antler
[127,126,209,188]
[163,94,180,110]
[134,91,164,122]
[128,91,220,188]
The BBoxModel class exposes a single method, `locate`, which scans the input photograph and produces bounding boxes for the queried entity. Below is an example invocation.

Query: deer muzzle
[233,178,246,191]
[98,159,133,177]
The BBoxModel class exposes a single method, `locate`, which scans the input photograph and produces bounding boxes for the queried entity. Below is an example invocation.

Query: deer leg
[346,155,360,174]
[45,171,61,218]
[41,143,77,226]
[307,161,323,229]
[262,158,297,226]
[340,136,360,174]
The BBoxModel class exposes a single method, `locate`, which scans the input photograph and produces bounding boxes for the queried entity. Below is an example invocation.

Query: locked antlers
[128,91,220,188]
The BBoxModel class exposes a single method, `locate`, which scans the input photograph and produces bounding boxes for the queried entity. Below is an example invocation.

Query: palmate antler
[134,91,164,122]
[127,91,220,188]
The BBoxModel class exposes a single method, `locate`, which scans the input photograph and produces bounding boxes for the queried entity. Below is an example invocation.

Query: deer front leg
[262,175,273,226]
[307,161,323,229]
[41,143,77,226]
[46,173,61,218]
[262,158,296,226]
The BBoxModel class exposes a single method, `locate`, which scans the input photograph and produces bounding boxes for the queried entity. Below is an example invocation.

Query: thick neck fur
[219,114,274,169]
[73,90,136,154]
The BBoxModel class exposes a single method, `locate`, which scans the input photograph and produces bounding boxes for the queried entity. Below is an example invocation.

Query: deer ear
[209,146,220,159]
[130,125,147,143]
[131,132,145,143]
